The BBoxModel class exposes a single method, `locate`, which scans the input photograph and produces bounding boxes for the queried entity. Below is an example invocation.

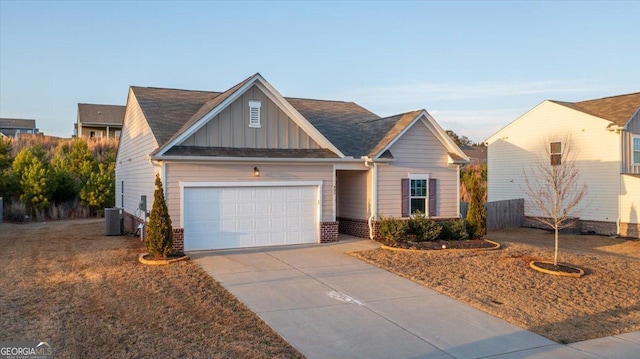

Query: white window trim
[248,100,262,128]
[409,173,430,215]
[633,135,640,166]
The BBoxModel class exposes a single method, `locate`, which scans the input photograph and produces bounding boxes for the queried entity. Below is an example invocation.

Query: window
[248,100,261,128]
[401,175,437,217]
[634,136,640,165]
[410,179,427,214]
[550,142,562,166]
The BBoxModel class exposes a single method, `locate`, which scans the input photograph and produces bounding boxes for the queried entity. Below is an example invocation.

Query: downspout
[364,157,378,240]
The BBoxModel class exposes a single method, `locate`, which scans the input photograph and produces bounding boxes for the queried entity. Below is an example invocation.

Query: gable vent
[248,100,262,128]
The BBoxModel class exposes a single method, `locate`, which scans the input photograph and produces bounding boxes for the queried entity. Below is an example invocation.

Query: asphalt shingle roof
[552,92,640,127]
[164,146,339,158]
[77,104,126,126]
[0,118,36,129]
[131,84,428,158]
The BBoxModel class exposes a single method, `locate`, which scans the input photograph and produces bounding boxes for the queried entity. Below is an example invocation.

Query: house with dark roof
[486,92,640,238]
[116,73,469,251]
[76,103,125,139]
[0,118,39,138]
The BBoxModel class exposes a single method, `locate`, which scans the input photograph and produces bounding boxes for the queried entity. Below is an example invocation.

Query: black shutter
[428,178,437,217]
[401,178,410,217]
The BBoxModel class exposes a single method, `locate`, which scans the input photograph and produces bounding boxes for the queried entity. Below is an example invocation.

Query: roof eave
[150,155,363,163]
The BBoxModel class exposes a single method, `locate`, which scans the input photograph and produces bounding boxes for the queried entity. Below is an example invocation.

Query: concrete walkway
[190,237,640,359]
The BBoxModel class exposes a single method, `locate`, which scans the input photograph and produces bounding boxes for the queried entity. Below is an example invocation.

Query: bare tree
[523,136,588,266]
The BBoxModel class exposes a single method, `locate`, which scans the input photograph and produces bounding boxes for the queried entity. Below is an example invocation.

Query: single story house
[486,92,640,238]
[115,73,469,251]
[0,118,39,138]
[76,103,125,139]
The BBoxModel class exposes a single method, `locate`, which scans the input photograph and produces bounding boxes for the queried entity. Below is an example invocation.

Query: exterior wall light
[253,167,260,177]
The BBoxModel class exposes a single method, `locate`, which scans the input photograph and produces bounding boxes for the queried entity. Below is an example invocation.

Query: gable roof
[551,92,640,127]
[131,86,220,146]
[128,74,465,161]
[77,104,126,126]
[0,118,36,129]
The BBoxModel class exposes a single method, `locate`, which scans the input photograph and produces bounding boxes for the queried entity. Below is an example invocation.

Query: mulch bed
[375,237,496,250]
[533,261,583,274]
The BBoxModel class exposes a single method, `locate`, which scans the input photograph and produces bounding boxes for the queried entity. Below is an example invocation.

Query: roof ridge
[131,85,221,94]
[575,91,640,104]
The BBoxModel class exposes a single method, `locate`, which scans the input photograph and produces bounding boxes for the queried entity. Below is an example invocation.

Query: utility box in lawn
[105,207,124,236]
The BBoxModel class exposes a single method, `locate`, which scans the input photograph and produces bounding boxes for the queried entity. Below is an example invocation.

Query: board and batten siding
[377,119,459,218]
[487,101,620,222]
[181,85,321,150]
[622,110,640,174]
[115,90,160,218]
[620,174,640,224]
[336,170,369,219]
[164,162,334,226]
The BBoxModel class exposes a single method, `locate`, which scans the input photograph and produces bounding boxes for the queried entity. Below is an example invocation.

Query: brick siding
[338,217,370,238]
[172,228,184,253]
[320,221,339,242]
[620,222,640,239]
[580,220,617,236]
[123,211,145,235]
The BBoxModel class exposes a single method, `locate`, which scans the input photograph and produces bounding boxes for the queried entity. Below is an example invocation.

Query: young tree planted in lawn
[523,137,587,266]
[145,174,173,258]
[465,174,487,239]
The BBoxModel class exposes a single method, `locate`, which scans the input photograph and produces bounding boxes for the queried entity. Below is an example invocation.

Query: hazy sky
[1,1,638,142]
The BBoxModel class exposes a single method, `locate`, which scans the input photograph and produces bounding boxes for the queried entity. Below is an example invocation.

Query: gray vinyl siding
[115,90,160,219]
[487,101,620,222]
[336,170,369,219]
[164,162,334,225]
[622,110,640,174]
[377,119,459,218]
[181,85,320,149]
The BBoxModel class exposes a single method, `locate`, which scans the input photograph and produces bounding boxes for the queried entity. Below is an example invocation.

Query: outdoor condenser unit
[105,207,123,236]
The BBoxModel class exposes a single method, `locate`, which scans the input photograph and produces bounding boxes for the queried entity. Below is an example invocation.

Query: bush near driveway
[0,219,303,358]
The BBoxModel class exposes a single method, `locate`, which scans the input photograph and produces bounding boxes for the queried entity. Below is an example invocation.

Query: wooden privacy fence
[460,198,524,230]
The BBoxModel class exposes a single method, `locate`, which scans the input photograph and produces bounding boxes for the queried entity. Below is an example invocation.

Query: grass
[350,227,640,343]
[0,219,303,358]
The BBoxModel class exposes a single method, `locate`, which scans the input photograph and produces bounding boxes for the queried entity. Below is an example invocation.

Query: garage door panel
[184,185,318,250]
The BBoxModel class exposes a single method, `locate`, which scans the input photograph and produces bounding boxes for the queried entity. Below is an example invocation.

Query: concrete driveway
[190,236,640,359]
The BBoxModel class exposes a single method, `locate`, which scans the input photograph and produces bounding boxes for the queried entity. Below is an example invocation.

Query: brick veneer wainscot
[320,221,339,242]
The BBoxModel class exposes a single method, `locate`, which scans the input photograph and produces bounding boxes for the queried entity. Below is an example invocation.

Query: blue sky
[1,1,638,142]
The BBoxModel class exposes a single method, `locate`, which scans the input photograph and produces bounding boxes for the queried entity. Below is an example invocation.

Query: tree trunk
[554,224,559,266]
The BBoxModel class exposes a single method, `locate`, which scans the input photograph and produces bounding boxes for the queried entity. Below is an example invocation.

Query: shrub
[408,211,441,241]
[145,175,173,257]
[378,216,408,242]
[439,220,469,240]
[5,201,27,223]
[466,175,487,239]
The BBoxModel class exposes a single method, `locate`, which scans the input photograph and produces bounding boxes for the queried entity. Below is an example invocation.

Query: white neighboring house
[115,73,469,252]
[486,92,640,238]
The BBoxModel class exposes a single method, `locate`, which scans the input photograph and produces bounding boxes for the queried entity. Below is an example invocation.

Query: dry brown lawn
[350,227,640,344]
[0,219,303,358]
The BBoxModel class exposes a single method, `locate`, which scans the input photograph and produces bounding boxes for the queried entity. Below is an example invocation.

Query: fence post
[0,197,3,224]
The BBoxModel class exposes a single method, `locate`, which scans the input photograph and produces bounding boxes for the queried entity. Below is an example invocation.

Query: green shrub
[378,216,408,242]
[439,220,469,240]
[408,211,441,241]
[145,175,173,257]
[466,175,487,239]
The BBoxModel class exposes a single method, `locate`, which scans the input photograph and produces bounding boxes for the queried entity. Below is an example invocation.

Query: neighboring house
[486,92,640,238]
[460,145,487,165]
[0,118,39,138]
[77,103,125,139]
[116,73,469,251]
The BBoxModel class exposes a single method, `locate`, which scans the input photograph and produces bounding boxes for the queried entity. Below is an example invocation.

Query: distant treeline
[0,135,118,222]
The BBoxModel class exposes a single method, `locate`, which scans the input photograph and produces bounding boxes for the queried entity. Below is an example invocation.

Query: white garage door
[183,185,319,250]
